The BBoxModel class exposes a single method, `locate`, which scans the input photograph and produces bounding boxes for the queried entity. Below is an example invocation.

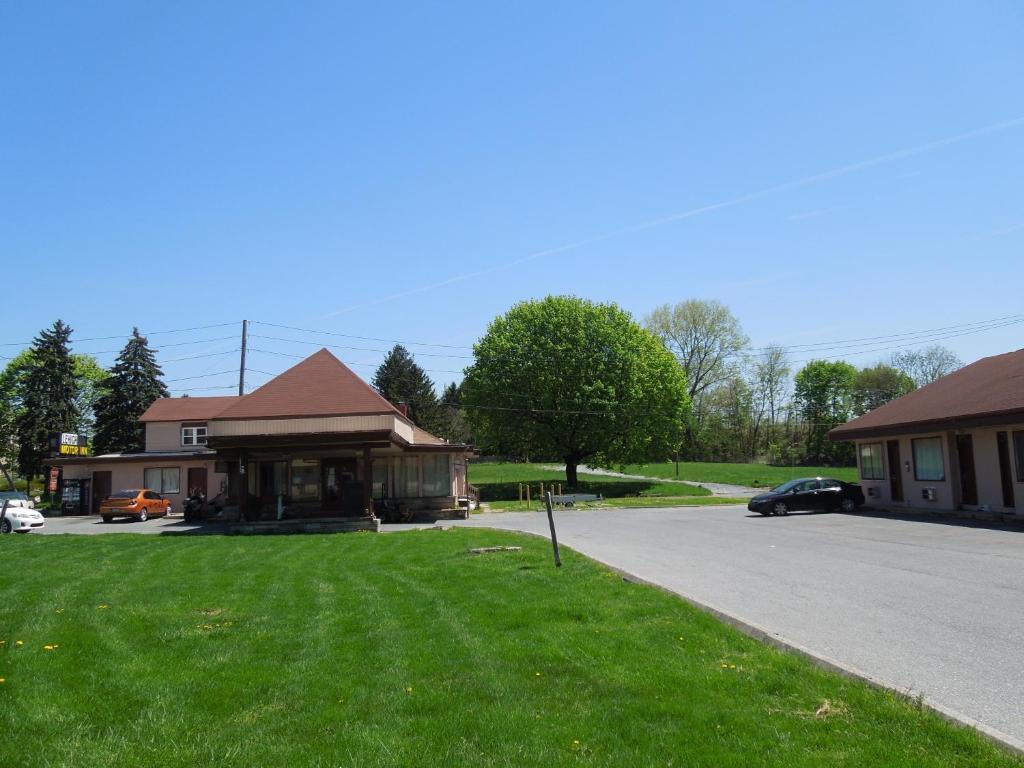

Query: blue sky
[2,2,1022,395]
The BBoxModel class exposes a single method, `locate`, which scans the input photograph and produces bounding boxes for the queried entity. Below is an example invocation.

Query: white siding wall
[209,414,407,438]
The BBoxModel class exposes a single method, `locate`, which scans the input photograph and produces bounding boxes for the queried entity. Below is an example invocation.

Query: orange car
[99,489,172,523]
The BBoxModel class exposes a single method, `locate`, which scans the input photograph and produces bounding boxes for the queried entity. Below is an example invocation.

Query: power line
[247,333,474,359]
[747,312,1024,352]
[247,347,464,374]
[249,320,472,350]
[164,369,238,383]
[0,321,241,347]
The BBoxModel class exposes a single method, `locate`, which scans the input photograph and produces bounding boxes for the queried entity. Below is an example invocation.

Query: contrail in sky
[326,115,1024,317]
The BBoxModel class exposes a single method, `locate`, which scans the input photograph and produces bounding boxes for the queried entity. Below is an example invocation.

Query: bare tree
[890,345,963,387]
[750,345,790,458]
[645,300,749,403]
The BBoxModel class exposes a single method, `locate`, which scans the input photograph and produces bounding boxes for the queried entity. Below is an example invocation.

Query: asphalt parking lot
[456,505,1024,748]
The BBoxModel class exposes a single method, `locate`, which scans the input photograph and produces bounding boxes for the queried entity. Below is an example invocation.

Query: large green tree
[93,329,170,454]
[853,364,915,415]
[462,296,690,486]
[372,345,443,434]
[15,320,80,481]
[0,351,34,489]
[793,359,857,465]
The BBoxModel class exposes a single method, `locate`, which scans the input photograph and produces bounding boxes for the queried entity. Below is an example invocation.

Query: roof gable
[214,348,402,421]
[831,348,1024,439]
[140,395,239,423]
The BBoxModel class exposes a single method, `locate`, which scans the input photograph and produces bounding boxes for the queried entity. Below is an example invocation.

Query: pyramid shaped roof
[214,348,404,421]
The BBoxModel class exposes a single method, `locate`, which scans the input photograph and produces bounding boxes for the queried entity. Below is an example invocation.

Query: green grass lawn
[468,462,712,502]
[619,461,859,488]
[1,533,1018,767]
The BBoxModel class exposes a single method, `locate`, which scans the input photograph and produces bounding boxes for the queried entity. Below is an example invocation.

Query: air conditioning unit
[921,487,936,501]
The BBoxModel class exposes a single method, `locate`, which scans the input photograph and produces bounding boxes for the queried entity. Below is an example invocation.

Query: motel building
[829,348,1024,518]
[52,349,473,531]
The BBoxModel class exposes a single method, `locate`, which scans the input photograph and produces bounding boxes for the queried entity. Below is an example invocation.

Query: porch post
[362,445,374,518]
[237,450,249,521]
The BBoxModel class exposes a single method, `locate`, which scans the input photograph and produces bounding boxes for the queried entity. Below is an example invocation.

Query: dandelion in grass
[15,640,23,647]
[0,678,5,684]
[97,604,109,610]
[405,686,413,694]
[44,645,54,651]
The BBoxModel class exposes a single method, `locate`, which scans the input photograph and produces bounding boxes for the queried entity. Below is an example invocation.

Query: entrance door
[886,440,903,502]
[321,459,357,512]
[996,432,1016,508]
[187,467,208,498]
[956,434,978,506]
[91,471,111,515]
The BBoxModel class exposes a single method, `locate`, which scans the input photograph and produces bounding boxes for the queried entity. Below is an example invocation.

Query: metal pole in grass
[544,491,561,568]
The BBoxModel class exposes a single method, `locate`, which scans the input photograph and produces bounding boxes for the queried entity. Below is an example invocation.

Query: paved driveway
[36,515,214,535]
[455,505,1024,747]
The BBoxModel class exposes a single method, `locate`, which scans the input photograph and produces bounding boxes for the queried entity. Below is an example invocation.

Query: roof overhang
[48,451,217,465]
[829,408,1024,442]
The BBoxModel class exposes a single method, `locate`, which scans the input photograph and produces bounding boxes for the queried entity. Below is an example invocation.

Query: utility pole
[238,319,248,395]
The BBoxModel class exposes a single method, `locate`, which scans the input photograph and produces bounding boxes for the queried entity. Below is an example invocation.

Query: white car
[0,491,35,509]
[1,505,45,533]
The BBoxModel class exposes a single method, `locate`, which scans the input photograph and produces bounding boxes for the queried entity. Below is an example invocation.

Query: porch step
[228,516,381,535]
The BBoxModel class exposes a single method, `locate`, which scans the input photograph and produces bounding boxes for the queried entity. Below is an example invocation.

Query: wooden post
[526,484,530,509]
[362,445,374,518]
[544,491,562,567]
[518,484,523,503]
[540,482,544,500]
[237,451,249,521]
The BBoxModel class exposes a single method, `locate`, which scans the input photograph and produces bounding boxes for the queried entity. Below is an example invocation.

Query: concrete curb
[465,523,1024,757]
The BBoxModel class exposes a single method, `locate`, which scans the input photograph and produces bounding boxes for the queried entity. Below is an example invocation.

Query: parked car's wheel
[101,515,113,523]
[840,498,857,513]
[772,501,789,516]
[138,509,148,522]
[0,518,11,534]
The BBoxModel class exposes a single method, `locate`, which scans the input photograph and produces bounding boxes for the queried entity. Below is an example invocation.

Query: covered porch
[209,430,468,530]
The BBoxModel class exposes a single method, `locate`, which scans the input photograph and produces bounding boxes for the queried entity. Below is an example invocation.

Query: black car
[747,477,865,516]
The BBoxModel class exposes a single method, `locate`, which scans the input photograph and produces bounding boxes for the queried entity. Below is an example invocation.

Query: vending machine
[60,478,91,516]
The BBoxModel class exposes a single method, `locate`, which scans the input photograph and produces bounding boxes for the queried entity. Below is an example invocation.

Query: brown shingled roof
[830,348,1024,440]
[140,395,239,423]
[214,348,403,421]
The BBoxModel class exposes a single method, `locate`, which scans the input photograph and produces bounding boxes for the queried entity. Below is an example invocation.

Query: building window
[144,467,181,494]
[396,457,419,498]
[290,459,319,501]
[858,443,884,480]
[181,425,207,446]
[259,461,288,499]
[372,461,388,499]
[912,437,945,481]
[1013,431,1024,482]
[421,454,451,497]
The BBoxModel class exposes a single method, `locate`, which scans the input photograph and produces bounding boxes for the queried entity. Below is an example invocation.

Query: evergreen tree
[15,320,80,481]
[371,345,442,434]
[436,381,472,444]
[93,329,170,454]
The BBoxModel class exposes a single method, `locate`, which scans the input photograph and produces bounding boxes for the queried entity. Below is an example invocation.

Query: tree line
[0,321,168,489]
[2,305,965,491]
[381,297,963,479]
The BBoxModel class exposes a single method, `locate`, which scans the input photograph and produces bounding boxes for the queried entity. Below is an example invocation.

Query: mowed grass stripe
[0,532,1018,767]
